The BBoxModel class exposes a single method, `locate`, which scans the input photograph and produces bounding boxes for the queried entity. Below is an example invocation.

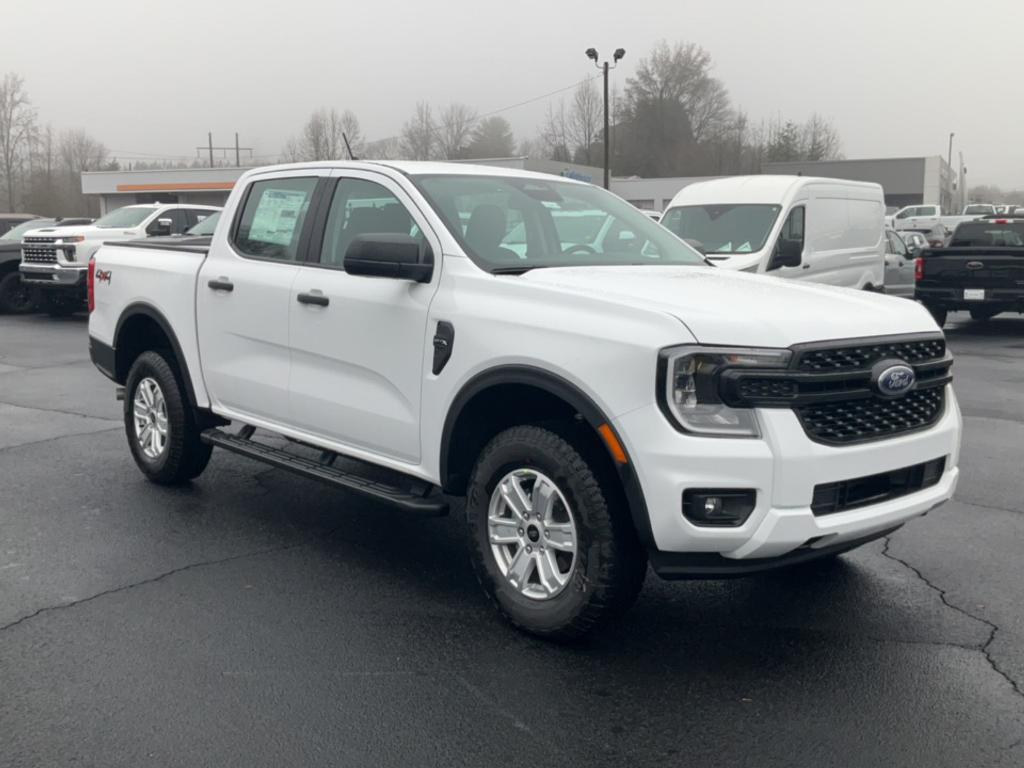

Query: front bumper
[614,385,961,577]
[19,263,87,293]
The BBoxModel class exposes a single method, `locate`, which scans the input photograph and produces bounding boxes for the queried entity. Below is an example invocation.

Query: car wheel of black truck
[124,350,212,484]
[466,425,646,639]
[0,271,35,314]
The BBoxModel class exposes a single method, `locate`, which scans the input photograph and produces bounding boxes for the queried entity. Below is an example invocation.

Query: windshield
[950,221,1024,247]
[186,211,220,235]
[94,207,154,229]
[660,204,781,254]
[0,218,51,241]
[414,174,705,271]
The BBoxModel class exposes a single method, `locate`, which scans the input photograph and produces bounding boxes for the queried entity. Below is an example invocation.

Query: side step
[201,428,449,516]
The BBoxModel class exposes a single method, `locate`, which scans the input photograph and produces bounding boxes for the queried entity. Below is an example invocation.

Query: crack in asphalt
[882,535,1023,700]
[954,497,1024,516]
[0,543,304,634]
[0,398,120,423]
[0,426,122,455]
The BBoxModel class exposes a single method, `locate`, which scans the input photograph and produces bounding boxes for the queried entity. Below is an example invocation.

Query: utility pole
[585,47,626,189]
[196,134,254,167]
[946,132,954,210]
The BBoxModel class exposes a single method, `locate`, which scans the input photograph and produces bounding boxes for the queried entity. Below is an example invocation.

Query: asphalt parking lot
[1,311,1022,767]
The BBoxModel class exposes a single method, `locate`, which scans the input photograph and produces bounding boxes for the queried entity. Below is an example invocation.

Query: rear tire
[924,304,947,328]
[124,350,212,485]
[969,308,999,321]
[0,271,35,314]
[466,425,646,640]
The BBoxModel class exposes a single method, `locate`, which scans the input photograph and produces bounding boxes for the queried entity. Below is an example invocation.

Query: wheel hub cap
[487,469,578,601]
[132,377,169,460]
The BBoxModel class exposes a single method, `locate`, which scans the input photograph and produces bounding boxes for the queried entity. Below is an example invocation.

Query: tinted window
[94,207,155,228]
[950,222,1024,247]
[319,178,422,267]
[234,178,317,261]
[416,175,705,271]
[662,204,781,254]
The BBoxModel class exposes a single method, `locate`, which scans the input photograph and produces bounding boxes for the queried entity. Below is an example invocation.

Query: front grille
[797,338,945,372]
[797,387,945,445]
[811,457,946,515]
[719,333,952,445]
[22,247,58,264]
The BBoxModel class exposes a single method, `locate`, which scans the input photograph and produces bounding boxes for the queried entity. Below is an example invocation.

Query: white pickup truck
[20,203,220,315]
[87,161,962,638]
[888,204,990,238]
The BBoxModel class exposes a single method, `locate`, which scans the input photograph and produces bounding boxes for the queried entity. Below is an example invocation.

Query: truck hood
[22,224,137,240]
[520,265,939,347]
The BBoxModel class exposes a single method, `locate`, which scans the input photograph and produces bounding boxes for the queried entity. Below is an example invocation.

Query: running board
[201,428,449,516]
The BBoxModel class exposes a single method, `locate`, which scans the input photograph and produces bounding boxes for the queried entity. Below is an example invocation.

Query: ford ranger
[20,203,220,316]
[87,162,962,638]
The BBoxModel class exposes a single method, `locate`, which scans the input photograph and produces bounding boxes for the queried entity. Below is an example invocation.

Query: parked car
[88,161,960,639]
[0,213,41,238]
[962,203,997,217]
[883,229,915,298]
[0,217,92,314]
[660,176,885,289]
[19,203,220,316]
[916,217,1024,326]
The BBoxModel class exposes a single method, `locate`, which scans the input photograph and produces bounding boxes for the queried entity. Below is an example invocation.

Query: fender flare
[113,302,200,409]
[440,365,654,547]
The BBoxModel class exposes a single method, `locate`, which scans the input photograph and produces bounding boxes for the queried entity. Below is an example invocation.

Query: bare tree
[436,103,476,159]
[800,113,842,161]
[568,80,602,165]
[400,102,436,160]
[0,73,36,211]
[363,135,402,160]
[282,107,351,161]
[539,102,572,161]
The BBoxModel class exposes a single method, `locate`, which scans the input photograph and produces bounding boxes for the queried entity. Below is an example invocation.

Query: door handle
[207,278,234,292]
[297,291,329,307]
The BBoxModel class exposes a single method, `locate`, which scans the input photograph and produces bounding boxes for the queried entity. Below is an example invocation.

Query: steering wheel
[562,243,598,256]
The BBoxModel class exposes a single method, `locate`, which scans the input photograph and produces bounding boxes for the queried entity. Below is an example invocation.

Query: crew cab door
[885,230,914,297]
[196,172,323,426]
[287,170,441,463]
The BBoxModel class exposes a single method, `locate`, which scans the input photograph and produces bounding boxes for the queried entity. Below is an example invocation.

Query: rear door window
[233,177,318,261]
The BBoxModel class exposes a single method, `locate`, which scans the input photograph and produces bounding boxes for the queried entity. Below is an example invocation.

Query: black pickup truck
[916,217,1024,327]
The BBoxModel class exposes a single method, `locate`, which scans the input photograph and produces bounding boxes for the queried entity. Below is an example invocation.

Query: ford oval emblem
[966,261,984,270]
[874,362,916,397]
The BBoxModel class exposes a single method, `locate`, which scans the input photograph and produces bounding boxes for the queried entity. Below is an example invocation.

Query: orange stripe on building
[115,181,237,192]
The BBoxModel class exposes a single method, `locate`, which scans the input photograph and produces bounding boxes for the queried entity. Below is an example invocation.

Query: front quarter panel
[420,256,693,479]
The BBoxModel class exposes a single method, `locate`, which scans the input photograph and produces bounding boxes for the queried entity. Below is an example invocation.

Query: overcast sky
[5,0,1020,186]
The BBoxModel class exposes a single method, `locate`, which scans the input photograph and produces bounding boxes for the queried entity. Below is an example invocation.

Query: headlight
[60,235,85,244]
[658,346,792,437]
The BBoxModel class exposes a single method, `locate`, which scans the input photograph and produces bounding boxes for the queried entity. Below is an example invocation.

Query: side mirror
[149,217,173,236]
[768,239,802,270]
[344,233,433,283]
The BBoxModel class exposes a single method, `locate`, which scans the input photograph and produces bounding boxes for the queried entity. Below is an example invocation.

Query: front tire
[124,350,212,484]
[466,425,646,639]
[0,271,36,314]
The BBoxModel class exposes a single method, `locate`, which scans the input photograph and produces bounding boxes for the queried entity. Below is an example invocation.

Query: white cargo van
[661,176,885,289]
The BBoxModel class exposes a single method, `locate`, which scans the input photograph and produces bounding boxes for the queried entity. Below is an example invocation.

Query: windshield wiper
[491,266,540,275]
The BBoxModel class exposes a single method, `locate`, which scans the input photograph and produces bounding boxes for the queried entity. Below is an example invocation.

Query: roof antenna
[342,132,357,161]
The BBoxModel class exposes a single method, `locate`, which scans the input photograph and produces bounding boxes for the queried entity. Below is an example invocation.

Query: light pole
[947,132,955,208]
[585,47,625,190]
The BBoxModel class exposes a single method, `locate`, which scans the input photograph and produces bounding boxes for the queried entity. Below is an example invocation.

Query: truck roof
[667,175,883,206]
[244,160,587,184]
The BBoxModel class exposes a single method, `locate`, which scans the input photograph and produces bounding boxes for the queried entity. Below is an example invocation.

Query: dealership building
[81,155,960,216]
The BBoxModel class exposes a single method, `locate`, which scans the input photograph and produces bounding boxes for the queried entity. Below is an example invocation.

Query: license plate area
[964,288,985,300]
